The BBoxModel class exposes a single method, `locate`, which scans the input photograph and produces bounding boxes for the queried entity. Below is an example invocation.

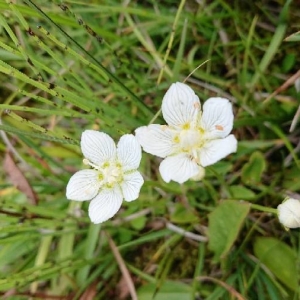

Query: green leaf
[208,161,233,176]
[282,53,296,72]
[41,146,79,158]
[208,200,250,262]
[284,31,300,42]
[0,238,37,267]
[242,151,266,185]
[229,185,256,201]
[254,237,298,291]
[170,203,199,224]
[238,140,277,150]
[130,215,147,230]
[283,165,300,191]
[137,281,191,300]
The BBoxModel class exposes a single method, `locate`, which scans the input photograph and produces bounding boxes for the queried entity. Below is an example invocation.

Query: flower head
[277,197,300,229]
[135,82,237,183]
[66,130,144,223]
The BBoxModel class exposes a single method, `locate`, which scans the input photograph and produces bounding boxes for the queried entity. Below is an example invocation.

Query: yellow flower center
[102,163,122,187]
[83,159,123,188]
[173,127,205,163]
[180,129,202,150]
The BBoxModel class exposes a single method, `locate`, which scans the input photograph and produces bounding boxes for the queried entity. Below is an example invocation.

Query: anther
[83,158,89,165]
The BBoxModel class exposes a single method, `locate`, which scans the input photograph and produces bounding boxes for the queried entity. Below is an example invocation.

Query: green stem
[250,203,277,215]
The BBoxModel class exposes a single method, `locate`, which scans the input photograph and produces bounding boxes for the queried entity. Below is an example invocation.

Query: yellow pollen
[103,161,110,168]
[198,127,205,134]
[173,135,180,143]
[182,123,190,130]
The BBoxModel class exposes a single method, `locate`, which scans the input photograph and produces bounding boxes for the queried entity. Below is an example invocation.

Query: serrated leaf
[242,151,266,185]
[208,200,250,262]
[254,237,298,291]
[137,281,191,300]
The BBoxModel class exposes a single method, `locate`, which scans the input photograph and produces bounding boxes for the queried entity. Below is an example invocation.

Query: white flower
[135,82,237,184]
[66,130,144,224]
[277,198,300,229]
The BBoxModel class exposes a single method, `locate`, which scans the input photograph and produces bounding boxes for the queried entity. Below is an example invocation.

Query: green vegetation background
[0,0,299,299]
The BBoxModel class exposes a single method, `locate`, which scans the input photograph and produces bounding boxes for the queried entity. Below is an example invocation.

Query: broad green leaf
[208,200,250,262]
[170,203,199,224]
[130,215,147,230]
[137,281,191,300]
[229,185,256,201]
[242,151,266,185]
[254,237,298,291]
[208,161,233,176]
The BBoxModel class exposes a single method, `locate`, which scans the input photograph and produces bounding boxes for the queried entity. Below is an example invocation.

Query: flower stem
[250,203,278,214]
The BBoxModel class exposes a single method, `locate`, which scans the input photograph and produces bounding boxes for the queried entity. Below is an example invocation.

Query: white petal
[159,154,199,184]
[66,169,99,201]
[88,187,123,223]
[117,134,141,171]
[121,171,144,202]
[200,97,234,139]
[162,82,200,127]
[81,130,116,165]
[135,125,175,158]
[278,198,300,228]
[198,135,237,167]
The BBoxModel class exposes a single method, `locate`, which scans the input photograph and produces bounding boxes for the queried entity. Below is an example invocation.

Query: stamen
[83,158,89,165]
[173,135,180,143]
[182,123,190,130]
[192,149,200,164]
[83,158,100,170]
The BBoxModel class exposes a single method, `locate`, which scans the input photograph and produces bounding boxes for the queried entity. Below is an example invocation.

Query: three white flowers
[66,82,237,223]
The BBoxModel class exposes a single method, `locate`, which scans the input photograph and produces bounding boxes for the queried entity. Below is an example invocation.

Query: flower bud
[277,198,300,229]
